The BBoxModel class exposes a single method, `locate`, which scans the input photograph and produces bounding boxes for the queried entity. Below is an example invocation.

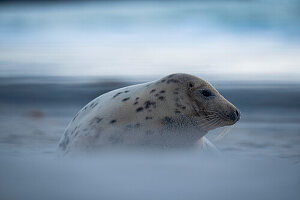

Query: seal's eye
[201,89,213,97]
[189,82,194,88]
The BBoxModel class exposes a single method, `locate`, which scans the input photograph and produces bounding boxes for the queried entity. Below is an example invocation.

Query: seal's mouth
[193,106,240,131]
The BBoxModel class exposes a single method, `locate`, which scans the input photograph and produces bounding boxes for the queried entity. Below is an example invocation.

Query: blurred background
[1,0,300,79]
[0,0,300,200]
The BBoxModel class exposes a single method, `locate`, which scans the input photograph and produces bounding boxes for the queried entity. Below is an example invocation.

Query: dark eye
[201,89,213,97]
[189,82,194,88]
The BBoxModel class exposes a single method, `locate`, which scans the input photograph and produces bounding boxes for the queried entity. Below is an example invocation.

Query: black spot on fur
[59,136,69,150]
[113,92,122,98]
[133,97,140,105]
[144,101,151,108]
[175,103,181,108]
[158,96,165,101]
[175,103,186,111]
[150,89,156,93]
[160,90,165,93]
[144,101,156,109]
[189,82,194,88]
[136,107,144,112]
[176,103,186,110]
[110,119,117,124]
[145,116,153,120]
[122,97,130,102]
[73,126,78,132]
[162,116,174,125]
[58,142,65,149]
[167,79,179,84]
[155,93,159,97]
[89,117,103,125]
[95,117,103,123]
[124,90,129,93]
[175,110,181,114]
[72,113,79,122]
[134,123,140,128]
[89,102,98,108]
[91,102,98,108]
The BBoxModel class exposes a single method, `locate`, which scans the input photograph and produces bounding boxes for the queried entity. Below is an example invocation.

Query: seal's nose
[235,109,240,121]
[227,109,240,122]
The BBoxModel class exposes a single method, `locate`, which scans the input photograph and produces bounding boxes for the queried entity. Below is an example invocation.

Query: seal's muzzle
[227,109,240,122]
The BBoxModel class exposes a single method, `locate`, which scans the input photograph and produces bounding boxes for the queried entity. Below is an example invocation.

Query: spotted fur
[58,73,239,152]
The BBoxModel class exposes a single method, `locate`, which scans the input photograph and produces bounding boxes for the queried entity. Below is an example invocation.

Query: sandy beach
[0,77,300,200]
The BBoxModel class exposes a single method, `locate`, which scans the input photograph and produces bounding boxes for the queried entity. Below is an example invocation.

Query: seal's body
[58,73,240,152]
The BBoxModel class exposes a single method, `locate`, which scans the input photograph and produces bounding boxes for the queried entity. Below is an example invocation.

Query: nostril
[227,113,236,121]
[235,109,240,121]
[227,109,240,121]
[235,110,239,118]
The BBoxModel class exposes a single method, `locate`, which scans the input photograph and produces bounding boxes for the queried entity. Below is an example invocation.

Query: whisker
[201,110,229,120]
[208,119,222,129]
[215,124,235,140]
[198,119,217,129]
[200,118,221,130]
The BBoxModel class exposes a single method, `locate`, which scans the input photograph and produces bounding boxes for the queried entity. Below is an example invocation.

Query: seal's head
[169,74,240,131]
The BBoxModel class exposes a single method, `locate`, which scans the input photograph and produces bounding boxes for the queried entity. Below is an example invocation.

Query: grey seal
[58,73,240,152]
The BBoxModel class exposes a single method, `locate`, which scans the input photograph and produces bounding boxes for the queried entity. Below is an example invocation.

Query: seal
[58,73,240,152]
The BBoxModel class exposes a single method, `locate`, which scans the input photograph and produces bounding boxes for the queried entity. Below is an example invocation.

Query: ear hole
[189,82,194,88]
